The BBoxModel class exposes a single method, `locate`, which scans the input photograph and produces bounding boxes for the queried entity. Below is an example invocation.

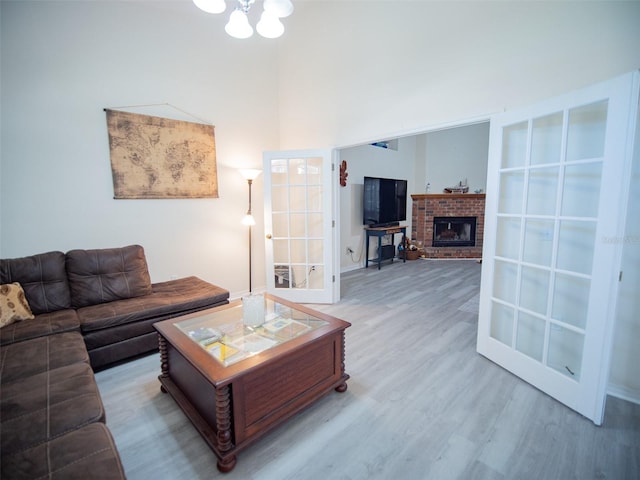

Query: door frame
[262,148,340,304]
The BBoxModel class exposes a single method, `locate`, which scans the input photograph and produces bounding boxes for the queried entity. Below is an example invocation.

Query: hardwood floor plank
[96,259,640,479]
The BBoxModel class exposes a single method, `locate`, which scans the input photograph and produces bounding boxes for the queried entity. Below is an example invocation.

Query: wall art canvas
[105,109,218,199]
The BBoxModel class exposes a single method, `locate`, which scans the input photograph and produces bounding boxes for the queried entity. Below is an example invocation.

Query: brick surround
[411,194,486,259]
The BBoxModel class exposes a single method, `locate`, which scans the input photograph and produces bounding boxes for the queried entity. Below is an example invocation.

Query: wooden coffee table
[154,293,350,472]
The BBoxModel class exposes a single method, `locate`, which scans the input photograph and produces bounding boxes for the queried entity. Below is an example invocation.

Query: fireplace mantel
[411,193,486,200]
[411,193,485,259]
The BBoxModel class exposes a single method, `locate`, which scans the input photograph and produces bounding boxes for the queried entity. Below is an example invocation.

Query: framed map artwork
[105,109,218,199]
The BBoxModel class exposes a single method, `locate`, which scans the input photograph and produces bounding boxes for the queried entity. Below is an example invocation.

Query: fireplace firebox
[433,217,477,247]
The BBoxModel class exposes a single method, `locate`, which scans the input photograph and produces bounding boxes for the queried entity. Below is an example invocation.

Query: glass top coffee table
[154,293,351,473]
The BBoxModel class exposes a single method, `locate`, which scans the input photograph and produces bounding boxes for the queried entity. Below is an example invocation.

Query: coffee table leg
[335,333,348,393]
[158,335,169,393]
[215,385,236,472]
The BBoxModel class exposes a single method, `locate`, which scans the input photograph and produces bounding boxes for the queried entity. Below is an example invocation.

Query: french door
[477,71,639,425]
[263,149,339,304]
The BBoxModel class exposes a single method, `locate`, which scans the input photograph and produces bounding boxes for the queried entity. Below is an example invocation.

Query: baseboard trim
[607,384,640,405]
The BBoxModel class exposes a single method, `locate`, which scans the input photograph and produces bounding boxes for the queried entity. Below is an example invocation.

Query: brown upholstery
[79,276,230,332]
[79,276,229,369]
[0,308,80,346]
[1,422,126,479]
[66,244,153,308]
[1,245,229,368]
[0,251,72,314]
[0,244,230,478]
[0,331,89,384]
[1,362,106,455]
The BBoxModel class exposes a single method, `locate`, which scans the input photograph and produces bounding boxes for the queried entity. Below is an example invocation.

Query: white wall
[1,1,279,298]
[338,138,417,271]
[276,1,639,401]
[2,1,639,398]
[3,0,638,294]
[278,1,640,149]
[608,98,640,403]
[337,123,490,272]
[424,122,490,194]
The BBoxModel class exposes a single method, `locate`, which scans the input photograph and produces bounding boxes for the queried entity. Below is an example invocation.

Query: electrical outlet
[346,247,354,254]
[310,266,316,271]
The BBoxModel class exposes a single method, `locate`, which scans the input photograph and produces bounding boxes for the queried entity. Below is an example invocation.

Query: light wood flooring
[95,259,640,479]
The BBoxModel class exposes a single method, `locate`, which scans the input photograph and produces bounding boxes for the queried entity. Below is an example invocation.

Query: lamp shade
[242,213,256,226]
[239,168,262,181]
[257,11,284,39]
[225,9,253,39]
[193,0,226,14]
[263,0,294,18]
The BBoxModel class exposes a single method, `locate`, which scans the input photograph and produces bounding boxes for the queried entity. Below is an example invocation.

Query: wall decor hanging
[105,109,218,199]
[339,160,348,186]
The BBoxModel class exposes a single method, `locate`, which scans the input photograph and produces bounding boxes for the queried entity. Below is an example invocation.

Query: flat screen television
[363,176,408,227]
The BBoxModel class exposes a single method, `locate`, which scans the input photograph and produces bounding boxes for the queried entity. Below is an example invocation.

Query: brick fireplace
[411,194,485,259]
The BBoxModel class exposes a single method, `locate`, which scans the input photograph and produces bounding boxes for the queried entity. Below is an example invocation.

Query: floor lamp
[239,169,262,294]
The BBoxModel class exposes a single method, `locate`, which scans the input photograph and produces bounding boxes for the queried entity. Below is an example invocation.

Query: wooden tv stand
[365,226,407,269]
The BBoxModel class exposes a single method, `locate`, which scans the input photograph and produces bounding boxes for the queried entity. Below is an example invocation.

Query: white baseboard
[607,383,640,405]
[340,264,362,274]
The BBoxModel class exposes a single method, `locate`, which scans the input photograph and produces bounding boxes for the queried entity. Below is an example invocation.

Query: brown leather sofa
[0,244,230,478]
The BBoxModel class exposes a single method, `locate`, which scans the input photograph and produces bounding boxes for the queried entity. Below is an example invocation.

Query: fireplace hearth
[433,216,476,247]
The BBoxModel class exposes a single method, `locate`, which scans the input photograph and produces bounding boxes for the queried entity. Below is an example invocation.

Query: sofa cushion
[0,331,89,384]
[1,422,126,480]
[66,244,153,308]
[0,251,72,314]
[0,362,106,455]
[0,282,34,328]
[0,308,80,346]
[78,276,229,334]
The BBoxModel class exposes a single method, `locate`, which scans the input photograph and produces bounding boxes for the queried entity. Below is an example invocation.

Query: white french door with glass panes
[477,71,639,425]
[263,149,339,304]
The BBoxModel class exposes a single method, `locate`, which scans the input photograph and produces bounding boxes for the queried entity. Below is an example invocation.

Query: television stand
[365,226,407,270]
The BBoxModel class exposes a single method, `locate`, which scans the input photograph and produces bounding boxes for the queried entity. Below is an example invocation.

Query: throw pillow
[0,282,35,328]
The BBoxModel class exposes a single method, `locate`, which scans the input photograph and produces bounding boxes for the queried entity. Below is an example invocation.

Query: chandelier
[193,0,294,39]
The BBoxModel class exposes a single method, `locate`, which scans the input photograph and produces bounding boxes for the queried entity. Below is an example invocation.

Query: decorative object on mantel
[193,0,294,39]
[105,108,218,199]
[339,160,348,187]
[443,178,469,194]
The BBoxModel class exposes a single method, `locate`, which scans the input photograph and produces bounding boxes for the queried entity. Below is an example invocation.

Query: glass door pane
[566,101,608,161]
[531,112,563,165]
[478,71,638,425]
[264,149,336,304]
[270,157,324,291]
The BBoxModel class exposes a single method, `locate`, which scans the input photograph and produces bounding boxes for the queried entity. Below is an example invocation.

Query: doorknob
[266,234,272,239]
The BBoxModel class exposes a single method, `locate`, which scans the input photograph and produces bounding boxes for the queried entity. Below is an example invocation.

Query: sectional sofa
[0,244,230,478]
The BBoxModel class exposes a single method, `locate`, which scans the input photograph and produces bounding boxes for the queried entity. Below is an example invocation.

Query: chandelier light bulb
[263,0,294,18]
[193,0,226,14]
[257,11,284,38]
[225,9,254,39]
[193,0,293,39]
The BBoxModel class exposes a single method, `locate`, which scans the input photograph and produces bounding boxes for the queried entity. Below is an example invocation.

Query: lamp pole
[239,169,262,295]
[247,178,253,293]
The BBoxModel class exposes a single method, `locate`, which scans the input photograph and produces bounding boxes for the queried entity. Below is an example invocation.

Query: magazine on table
[263,318,310,338]
[204,341,244,364]
[230,333,277,354]
[186,327,222,346]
